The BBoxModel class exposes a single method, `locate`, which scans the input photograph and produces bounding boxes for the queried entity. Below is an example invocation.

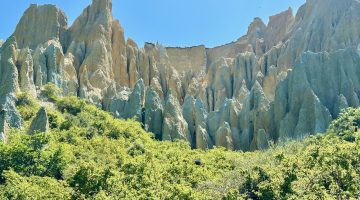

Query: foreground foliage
[1,90,360,199]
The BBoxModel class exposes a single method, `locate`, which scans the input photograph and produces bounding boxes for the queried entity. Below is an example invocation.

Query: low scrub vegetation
[1,88,359,199]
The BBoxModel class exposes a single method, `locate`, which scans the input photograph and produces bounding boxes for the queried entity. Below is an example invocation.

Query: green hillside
[1,86,360,199]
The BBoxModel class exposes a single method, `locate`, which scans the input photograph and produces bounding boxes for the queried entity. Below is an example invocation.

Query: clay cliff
[1,0,360,151]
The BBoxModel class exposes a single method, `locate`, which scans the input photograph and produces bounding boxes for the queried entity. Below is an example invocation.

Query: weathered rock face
[0,37,20,97]
[13,4,68,50]
[264,8,295,51]
[215,122,234,150]
[182,96,212,149]
[67,0,116,103]
[0,37,23,140]
[28,107,49,134]
[274,49,360,140]
[262,0,360,71]
[144,87,163,139]
[166,45,206,74]
[162,92,191,141]
[2,0,360,150]
[124,79,145,120]
[0,113,9,142]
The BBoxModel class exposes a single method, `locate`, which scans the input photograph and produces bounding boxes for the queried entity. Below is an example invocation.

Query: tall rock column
[0,37,23,134]
[182,96,212,149]
[67,0,120,103]
[162,91,191,142]
[144,87,163,139]
[13,4,68,50]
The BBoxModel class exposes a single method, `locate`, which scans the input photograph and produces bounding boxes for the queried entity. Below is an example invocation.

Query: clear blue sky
[0,0,305,47]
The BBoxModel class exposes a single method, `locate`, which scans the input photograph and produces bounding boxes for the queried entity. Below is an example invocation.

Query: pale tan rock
[0,37,23,131]
[0,37,20,96]
[166,45,206,73]
[207,57,232,110]
[196,126,212,149]
[13,4,68,50]
[111,20,127,87]
[264,8,294,50]
[144,43,161,84]
[262,66,288,101]
[236,80,250,102]
[17,48,36,96]
[233,52,259,96]
[67,0,114,103]
[2,0,360,151]
[185,77,200,97]
[137,50,150,87]
[126,39,139,88]
[150,77,164,99]
[245,18,266,55]
[168,70,184,104]
[157,62,184,103]
[63,53,79,95]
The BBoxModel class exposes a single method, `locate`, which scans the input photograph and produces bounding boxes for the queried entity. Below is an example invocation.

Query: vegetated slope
[1,85,360,199]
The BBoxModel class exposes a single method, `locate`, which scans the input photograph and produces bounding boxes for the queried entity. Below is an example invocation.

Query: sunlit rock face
[13,4,68,50]
[1,0,360,150]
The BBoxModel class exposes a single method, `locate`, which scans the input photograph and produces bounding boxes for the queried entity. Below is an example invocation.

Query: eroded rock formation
[0,37,23,141]
[1,0,360,150]
[28,107,49,134]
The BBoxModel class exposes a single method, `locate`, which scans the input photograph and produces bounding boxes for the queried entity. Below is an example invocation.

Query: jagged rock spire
[2,0,360,151]
[13,4,68,50]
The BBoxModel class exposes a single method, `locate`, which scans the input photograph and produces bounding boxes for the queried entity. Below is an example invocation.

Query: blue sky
[0,0,305,47]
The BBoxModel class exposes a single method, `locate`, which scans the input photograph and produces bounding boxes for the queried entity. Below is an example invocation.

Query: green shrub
[41,83,63,101]
[16,92,37,107]
[47,109,65,129]
[69,164,112,198]
[0,131,63,182]
[127,141,146,157]
[328,108,360,141]
[4,95,360,199]
[57,96,86,115]
[239,167,276,200]
[15,92,39,121]
[1,170,73,199]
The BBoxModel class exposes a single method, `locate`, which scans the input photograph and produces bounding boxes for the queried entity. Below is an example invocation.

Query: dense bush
[16,93,39,121]
[328,108,360,140]
[3,93,360,199]
[56,96,86,116]
[41,83,63,102]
